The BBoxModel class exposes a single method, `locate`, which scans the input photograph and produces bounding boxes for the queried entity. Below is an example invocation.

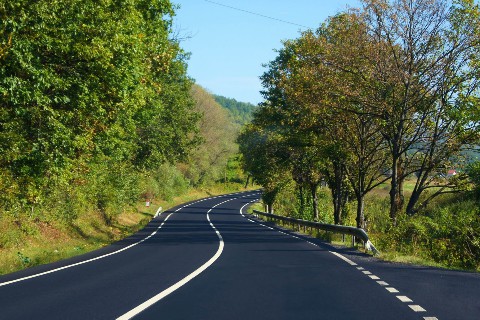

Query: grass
[252,180,480,272]
[377,251,444,269]
[249,201,463,268]
[0,182,257,275]
[3,176,477,274]
[248,202,372,253]
[0,208,152,275]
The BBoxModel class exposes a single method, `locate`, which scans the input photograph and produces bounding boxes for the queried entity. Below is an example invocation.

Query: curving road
[0,190,478,319]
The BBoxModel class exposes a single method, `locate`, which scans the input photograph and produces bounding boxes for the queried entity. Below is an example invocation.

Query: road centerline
[116,193,259,320]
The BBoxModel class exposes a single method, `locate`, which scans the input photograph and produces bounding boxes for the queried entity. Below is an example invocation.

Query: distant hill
[213,95,257,126]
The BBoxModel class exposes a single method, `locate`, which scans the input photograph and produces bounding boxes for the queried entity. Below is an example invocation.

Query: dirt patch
[117,212,143,227]
[37,222,65,241]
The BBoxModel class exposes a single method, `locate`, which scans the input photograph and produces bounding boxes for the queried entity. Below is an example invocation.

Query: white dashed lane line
[409,305,427,312]
[243,209,440,320]
[397,296,413,303]
[352,264,437,319]
[249,215,438,320]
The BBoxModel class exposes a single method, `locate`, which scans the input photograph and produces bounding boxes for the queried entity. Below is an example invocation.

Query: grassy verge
[0,182,256,275]
[251,190,480,272]
[247,202,369,253]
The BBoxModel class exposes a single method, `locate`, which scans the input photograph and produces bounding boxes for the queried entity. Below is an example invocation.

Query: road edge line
[0,199,209,287]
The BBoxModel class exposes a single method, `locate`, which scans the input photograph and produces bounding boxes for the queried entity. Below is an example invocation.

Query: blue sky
[172,0,361,104]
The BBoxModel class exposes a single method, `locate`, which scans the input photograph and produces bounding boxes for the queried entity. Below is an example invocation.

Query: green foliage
[0,0,199,222]
[270,182,334,223]
[213,95,257,126]
[142,163,190,202]
[181,85,238,186]
[239,0,480,227]
[238,123,291,210]
[225,154,246,183]
[377,196,480,270]
[466,160,480,197]
[17,252,31,267]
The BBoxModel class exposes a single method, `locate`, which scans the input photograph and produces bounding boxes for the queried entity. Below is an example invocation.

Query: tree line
[239,0,480,228]
[0,0,238,223]
[213,95,257,126]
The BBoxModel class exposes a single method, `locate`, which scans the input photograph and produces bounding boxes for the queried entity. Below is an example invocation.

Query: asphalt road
[0,190,478,319]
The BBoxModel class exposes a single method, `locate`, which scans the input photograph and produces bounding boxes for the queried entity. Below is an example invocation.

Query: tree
[238,122,290,213]
[342,109,390,228]
[241,0,480,225]
[0,0,199,216]
[181,85,237,185]
[260,15,390,227]
[261,42,328,219]
[360,0,480,220]
[315,13,391,228]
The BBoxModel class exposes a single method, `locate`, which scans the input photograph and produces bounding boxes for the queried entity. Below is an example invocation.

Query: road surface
[0,190,478,319]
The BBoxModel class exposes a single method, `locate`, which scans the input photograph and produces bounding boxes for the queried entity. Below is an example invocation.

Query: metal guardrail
[252,210,379,255]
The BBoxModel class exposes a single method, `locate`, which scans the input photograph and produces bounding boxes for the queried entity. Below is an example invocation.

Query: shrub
[466,161,480,198]
[378,200,480,270]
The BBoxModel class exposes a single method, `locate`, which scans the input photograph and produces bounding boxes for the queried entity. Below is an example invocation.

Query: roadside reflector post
[154,206,162,218]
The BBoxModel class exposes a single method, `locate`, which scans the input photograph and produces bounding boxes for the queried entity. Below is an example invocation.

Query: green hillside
[213,95,257,126]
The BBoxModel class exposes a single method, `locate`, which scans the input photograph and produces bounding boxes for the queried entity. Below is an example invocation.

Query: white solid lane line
[0,192,258,288]
[0,204,186,288]
[116,211,224,319]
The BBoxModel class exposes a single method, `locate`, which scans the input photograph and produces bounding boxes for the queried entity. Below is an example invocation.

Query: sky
[172,0,362,105]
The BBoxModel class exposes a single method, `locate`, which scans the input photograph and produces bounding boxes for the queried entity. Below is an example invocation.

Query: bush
[141,163,190,202]
[378,200,480,270]
[466,161,480,198]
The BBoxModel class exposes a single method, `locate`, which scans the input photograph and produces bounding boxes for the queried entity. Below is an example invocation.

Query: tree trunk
[311,183,319,221]
[331,164,346,225]
[406,188,420,216]
[355,193,365,229]
[263,188,278,214]
[389,154,404,225]
[244,175,250,188]
[333,193,341,224]
[298,185,305,217]
[406,169,430,216]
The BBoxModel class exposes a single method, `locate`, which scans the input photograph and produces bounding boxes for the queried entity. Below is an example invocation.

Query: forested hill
[213,95,257,126]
